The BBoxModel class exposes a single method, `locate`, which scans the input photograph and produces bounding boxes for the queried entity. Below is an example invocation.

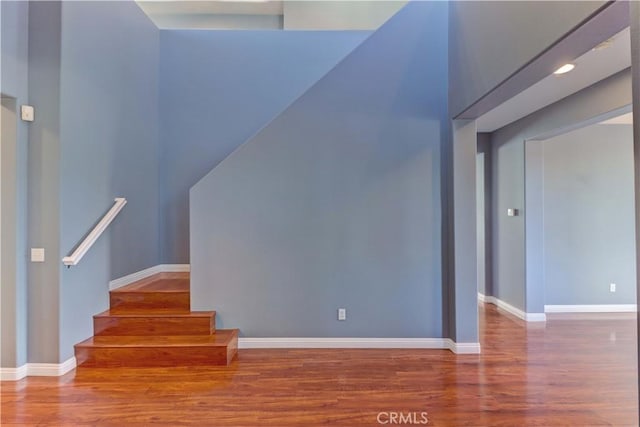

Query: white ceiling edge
[137,1,284,17]
[136,0,405,30]
[283,1,406,31]
[149,14,283,29]
[599,112,633,125]
[477,27,631,133]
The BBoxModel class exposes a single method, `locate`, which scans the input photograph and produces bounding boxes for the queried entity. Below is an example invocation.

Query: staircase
[74,272,238,367]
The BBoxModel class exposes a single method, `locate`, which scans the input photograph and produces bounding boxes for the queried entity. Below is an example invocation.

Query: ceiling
[136,0,406,30]
[477,27,631,132]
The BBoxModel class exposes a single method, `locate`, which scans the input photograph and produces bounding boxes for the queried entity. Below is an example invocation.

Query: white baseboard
[0,364,28,381]
[545,304,637,313]
[109,264,190,290]
[1,356,76,381]
[477,293,490,304]
[239,337,448,349]
[447,340,482,354]
[238,338,480,354]
[478,293,546,322]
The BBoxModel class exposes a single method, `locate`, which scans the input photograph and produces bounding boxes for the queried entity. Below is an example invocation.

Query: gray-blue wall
[1,0,29,368]
[159,30,369,264]
[451,120,478,343]
[57,1,160,361]
[476,133,492,298]
[191,1,447,338]
[24,1,161,363]
[27,0,63,364]
[491,70,633,313]
[543,124,636,305]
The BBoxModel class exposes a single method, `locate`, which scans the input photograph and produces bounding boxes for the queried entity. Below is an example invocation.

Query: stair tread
[111,272,189,293]
[94,309,214,318]
[108,309,192,315]
[76,329,238,348]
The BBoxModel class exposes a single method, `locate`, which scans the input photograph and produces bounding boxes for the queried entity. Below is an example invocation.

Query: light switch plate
[21,105,35,122]
[31,248,45,262]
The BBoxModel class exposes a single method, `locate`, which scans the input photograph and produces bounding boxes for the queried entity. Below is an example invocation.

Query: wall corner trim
[109,264,191,290]
[0,357,77,381]
[544,304,637,313]
[238,338,480,354]
[478,293,547,322]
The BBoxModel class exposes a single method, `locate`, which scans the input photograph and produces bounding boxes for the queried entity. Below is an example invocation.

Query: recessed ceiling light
[553,63,575,75]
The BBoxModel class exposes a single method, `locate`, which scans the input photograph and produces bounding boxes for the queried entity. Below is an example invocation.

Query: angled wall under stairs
[159,30,370,264]
[75,273,237,367]
[190,2,449,338]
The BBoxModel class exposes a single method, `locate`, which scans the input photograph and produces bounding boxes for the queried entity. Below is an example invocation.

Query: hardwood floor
[2,304,637,426]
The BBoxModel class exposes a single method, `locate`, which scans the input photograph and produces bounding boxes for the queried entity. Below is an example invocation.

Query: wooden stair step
[109,272,191,311]
[109,291,190,312]
[106,308,191,315]
[112,272,190,293]
[75,329,238,367]
[93,310,215,336]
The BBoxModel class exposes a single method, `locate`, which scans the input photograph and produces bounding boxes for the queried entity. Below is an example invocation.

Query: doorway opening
[525,107,636,313]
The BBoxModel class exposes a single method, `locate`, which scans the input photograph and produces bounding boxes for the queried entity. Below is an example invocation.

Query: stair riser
[94,316,215,336]
[110,292,190,312]
[75,345,237,367]
[226,337,238,365]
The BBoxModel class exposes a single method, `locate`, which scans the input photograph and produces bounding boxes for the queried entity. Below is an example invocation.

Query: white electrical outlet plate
[31,248,45,262]
[21,105,35,122]
[338,308,346,321]
[610,283,616,293]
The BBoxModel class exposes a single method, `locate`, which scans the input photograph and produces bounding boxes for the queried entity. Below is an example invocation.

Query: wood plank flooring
[2,304,637,426]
